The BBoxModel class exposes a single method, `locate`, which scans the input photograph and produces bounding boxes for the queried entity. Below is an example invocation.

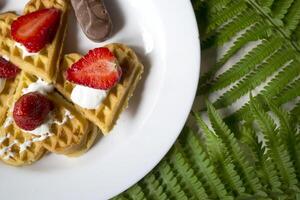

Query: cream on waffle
[0,0,68,83]
[0,123,47,166]
[55,43,144,134]
[4,72,96,156]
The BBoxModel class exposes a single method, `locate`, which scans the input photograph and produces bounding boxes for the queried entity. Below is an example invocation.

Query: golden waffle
[0,0,69,83]
[10,72,94,155]
[66,125,100,157]
[0,76,19,125]
[0,124,46,166]
[55,43,144,134]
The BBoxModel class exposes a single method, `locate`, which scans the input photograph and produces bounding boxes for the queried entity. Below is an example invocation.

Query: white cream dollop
[3,116,13,128]
[0,78,6,93]
[22,78,54,95]
[15,42,39,58]
[71,85,107,109]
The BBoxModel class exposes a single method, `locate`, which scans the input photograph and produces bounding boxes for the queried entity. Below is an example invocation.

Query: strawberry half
[11,8,61,53]
[13,92,54,131]
[66,47,122,90]
[0,57,20,78]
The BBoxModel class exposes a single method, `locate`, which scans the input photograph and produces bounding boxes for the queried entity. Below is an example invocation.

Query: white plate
[0,0,200,199]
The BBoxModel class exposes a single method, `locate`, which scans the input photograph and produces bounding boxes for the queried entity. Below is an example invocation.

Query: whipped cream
[0,140,17,159]
[19,140,32,153]
[26,120,52,136]
[0,78,6,93]
[25,109,74,136]
[15,42,39,58]
[2,55,9,61]
[71,85,108,109]
[3,116,13,128]
[22,78,54,95]
[53,109,74,125]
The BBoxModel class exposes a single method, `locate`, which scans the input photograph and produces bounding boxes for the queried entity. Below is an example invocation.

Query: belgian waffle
[8,72,94,155]
[0,0,69,83]
[55,43,144,134]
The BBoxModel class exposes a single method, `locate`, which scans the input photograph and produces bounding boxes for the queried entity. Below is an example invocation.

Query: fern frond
[249,96,299,193]
[212,48,294,108]
[207,0,248,32]
[291,102,300,123]
[207,9,260,47]
[193,112,248,197]
[261,60,300,97]
[139,173,168,200]
[199,23,269,88]
[257,0,275,8]
[274,77,300,106]
[225,60,300,124]
[154,160,189,200]
[206,102,267,197]
[178,127,233,199]
[206,0,233,13]
[239,126,283,196]
[168,143,209,200]
[120,185,147,200]
[265,98,300,183]
[283,0,300,33]
[202,37,284,93]
[271,0,294,19]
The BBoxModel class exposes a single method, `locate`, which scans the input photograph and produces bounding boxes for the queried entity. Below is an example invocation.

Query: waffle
[66,125,100,157]
[55,43,144,134]
[0,123,46,166]
[0,76,19,125]
[9,72,94,155]
[0,0,69,83]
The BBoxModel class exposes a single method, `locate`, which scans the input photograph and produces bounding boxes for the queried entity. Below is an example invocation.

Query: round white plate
[0,0,200,199]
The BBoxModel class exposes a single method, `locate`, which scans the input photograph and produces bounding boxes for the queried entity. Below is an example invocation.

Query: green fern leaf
[207,0,248,33]
[291,102,300,123]
[239,126,283,196]
[139,173,168,200]
[249,96,298,193]
[271,0,294,19]
[178,127,233,199]
[225,60,300,124]
[274,77,300,106]
[154,160,189,200]
[168,143,209,199]
[120,185,147,200]
[206,9,261,47]
[202,37,284,93]
[261,60,300,97]
[193,112,248,197]
[206,102,267,197]
[212,48,294,108]
[283,0,300,34]
[265,98,300,184]
[199,22,269,87]
[257,0,275,8]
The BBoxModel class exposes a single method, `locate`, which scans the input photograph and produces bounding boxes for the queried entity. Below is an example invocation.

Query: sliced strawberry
[0,57,20,78]
[66,47,122,90]
[13,92,54,131]
[11,8,61,53]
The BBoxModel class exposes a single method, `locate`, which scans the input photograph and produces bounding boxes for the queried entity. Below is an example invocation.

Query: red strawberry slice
[11,8,61,53]
[13,92,54,131]
[0,56,20,78]
[66,47,122,90]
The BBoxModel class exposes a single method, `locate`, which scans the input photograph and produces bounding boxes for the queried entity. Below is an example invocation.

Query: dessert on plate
[0,0,68,83]
[0,0,143,166]
[55,43,144,134]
